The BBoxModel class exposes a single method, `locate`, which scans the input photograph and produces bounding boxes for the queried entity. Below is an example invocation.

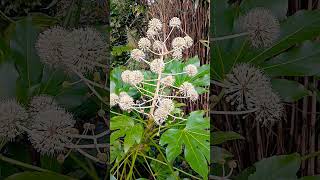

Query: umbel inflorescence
[111,17,201,125]
[0,96,108,164]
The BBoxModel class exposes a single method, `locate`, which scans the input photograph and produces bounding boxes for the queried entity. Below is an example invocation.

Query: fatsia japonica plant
[110,17,210,179]
[212,0,320,179]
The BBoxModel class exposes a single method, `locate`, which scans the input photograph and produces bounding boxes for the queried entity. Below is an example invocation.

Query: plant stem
[211,108,258,115]
[126,151,138,180]
[211,32,249,41]
[302,150,320,161]
[0,154,50,172]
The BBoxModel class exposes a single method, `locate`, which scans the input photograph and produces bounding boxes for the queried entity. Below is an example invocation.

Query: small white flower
[0,99,28,141]
[172,37,186,50]
[184,36,193,48]
[154,107,168,125]
[147,28,158,38]
[121,70,132,84]
[150,59,165,74]
[138,37,151,50]
[118,92,134,111]
[169,17,181,28]
[153,40,164,52]
[179,82,199,101]
[159,98,174,112]
[172,49,183,59]
[110,93,119,107]
[148,18,162,31]
[161,75,175,86]
[29,108,75,155]
[184,64,198,76]
[188,89,199,101]
[130,49,145,61]
[130,70,144,86]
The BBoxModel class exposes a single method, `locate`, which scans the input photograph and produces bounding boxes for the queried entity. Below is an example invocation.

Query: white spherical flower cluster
[29,108,75,155]
[184,36,193,48]
[29,95,58,117]
[179,82,199,101]
[147,28,158,38]
[184,64,198,77]
[172,37,186,50]
[61,28,105,73]
[36,26,69,69]
[138,38,151,50]
[150,59,165,74]
[154,107,168,125]
[153,40,164,51]
[240,8,280,48]
[110,93,119,107]
[148,18,163,31]
[118,92,134,111]
[0,99,28,141]
[159,98,174,112]
[169,17,181,28]
[224,63,271,110]
[172,49,183,59]
[130,49,145,62]
[121,70,144,86]
[161,76,175,86]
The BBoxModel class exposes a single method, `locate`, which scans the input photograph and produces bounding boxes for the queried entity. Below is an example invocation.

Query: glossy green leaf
[160,111,209,179]
[212,131,245,145]
[0,62,18,98]
[272,79,310,102]
[248,153,301,180]
[5,172,75,180]
[211,146,233,164]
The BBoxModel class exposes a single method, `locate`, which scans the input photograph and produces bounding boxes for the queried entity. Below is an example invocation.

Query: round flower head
[36,26,69,69]
[169,17,181,28]
[147,28,158,38]
[184,64,198,76]
[61,27,106,73]
[148,18,162,31]
[129,70,144,86]
[172,37,186,50]
[130,49,145,62]
[0,99,28,141]
[110,93,119,107]
[121,70,132,84]
[172,49,183,59]
[150,59,165,74]
[138,37,151,50]
[118,92,134,111]
[153,40,165,52]
[161,75,175,86]
[184,36,193,48]
[224,63,271,110]
[240,8,280,48]
[159,98,174,112]
[29,95,58,117]
[154,107,168,125]
[252,89,284,126]
[179,82,198,101]
[28,108,75,155]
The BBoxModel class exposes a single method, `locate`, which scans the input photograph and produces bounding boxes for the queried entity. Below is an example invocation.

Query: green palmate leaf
[5,172,75,180]
[239,0,288,20]
[110,116,143,153]
[160,111,209,179]
[248,153,301,180]
[212,131,245,145]
[9,16,43,88]
[262,41,320,76]
[150,155,175,180]
[211,146,233,164]
[248,10,320,64]
[0,62,19,98]
[271,79,310,102]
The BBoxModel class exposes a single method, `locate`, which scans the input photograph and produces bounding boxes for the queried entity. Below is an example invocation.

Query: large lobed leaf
[160,111,210,179]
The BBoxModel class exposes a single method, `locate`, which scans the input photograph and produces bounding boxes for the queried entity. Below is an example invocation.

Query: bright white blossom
[172,49,183,59]
[0,99,28,141]
[29,108,75,155]
[154,107,168,125]
[110,93,119,107]
[148,18,162,31]
[138,37,151,50]
[150,59,165,74]
[172,37,186,50]
[159,98,174,112]
[121,70,144,86]
[184,64,198,76]
[153,40,164,51]
[161,76,175,86]
[169,17,181,28]
[147,28,158,38]
[118,92,134,111]
[121,70,132,84]
[180,82,199,101]
[130,49,145,61]
[184,36,193,48]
